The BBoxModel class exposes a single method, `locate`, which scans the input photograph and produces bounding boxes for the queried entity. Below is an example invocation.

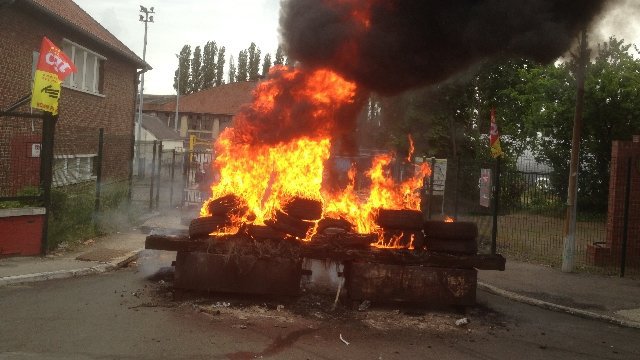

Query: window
[53,154,98,187]
[62,39,106,95]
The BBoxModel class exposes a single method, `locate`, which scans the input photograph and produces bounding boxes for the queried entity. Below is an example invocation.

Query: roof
[144,94,176,111]
[157,81,258,115]
[142,114,182,141]
[21,0,147,68]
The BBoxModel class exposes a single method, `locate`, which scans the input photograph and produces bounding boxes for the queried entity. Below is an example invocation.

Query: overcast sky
[74,0,640,95]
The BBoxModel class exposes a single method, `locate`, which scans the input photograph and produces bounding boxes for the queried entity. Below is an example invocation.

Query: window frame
[53,154,98,187]
[62,39,107,97]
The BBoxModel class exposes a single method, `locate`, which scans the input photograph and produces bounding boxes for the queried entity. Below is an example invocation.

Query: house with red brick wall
[0,0,147,193]
[143,81,257,144]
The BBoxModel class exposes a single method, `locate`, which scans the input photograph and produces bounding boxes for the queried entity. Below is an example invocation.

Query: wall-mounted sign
[29,143,41,158]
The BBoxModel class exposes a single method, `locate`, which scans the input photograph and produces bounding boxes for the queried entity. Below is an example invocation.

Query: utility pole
[174,53,180,131]
[562,29,589,272]
[136,5,154,168]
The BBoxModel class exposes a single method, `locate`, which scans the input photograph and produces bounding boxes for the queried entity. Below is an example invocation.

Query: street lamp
[174,53,180,132]
[136,5,154,168]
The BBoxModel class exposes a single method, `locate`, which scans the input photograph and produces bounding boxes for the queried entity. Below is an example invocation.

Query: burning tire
[189,216,229,239]
[264,210,314,239]
[316,217,353,234]
[375,209,423,230]
[248,224,288,240]
[282,197,323,220]
[423,221,478,241]
[207,194,247,217]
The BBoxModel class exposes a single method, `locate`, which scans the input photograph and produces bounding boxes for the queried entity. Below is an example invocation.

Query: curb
[0,249,142,288]
[478,282,640,330]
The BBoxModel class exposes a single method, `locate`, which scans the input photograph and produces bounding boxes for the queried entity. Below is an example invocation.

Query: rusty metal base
[174,252,303,296]
[345,262,477,306]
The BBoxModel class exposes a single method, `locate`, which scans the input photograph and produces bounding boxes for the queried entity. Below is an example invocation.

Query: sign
[479,168,492,208]
[30,143,41,158]
[31,37,76,115]
[490,108,504,158]
[425,158,447,196]
[183,189,205,206]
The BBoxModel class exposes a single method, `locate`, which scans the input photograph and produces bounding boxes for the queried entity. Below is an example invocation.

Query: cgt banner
[31,37,76,115]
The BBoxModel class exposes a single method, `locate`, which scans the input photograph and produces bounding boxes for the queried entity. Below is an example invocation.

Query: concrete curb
[0,248,142,288]
[478,282,640,330]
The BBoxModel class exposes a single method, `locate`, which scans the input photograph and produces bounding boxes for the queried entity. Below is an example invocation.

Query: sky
[74,0,281,95]
[74,0,640,95]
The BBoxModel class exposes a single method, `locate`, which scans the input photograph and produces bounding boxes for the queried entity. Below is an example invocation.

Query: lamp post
[174,53,180,132]
[136,5,154,167]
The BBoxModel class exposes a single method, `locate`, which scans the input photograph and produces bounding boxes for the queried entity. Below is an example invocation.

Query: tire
[248,224,288,240]
[265,210,314,239]
[425,237,478,255]
[208,194,246,217]
[423,221,478,241]
[189,216,229,239]
[283,197,323,220]
[375,209,423,230]
[380,229,423,248]
[317,217,353,234]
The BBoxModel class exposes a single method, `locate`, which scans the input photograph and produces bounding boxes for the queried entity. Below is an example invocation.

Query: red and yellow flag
[490,108,504,158]
[31,37,76,115]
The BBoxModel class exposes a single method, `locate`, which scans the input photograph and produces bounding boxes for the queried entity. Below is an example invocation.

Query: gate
[0,108,55,256]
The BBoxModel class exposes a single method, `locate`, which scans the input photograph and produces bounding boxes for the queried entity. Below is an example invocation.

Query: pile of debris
[147,195,504,306]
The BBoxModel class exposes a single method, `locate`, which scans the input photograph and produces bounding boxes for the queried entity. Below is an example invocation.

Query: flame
[200,67,430,247]
[407,134,415,162]
[444,216,455,223]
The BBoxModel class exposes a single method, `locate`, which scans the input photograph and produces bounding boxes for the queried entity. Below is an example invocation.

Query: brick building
[143,81,257,143]
[0,0,146,193]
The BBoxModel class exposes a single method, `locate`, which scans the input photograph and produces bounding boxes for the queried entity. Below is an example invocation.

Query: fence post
[155,142,163,210]
[94,128,104,214]
[454,156,460,219]
[491,156,502,255]
[170,149,176,208]
[182,151,190,207]
[149,140,157,211]
[39,113,57,255]
[620,157,632,277]
[427,157,435,219]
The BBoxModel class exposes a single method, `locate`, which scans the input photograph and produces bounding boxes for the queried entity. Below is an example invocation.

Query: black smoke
[280,0,609,95]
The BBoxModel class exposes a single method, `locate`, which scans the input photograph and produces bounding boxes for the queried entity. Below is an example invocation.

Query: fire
[444,216,455,223]
[200,67,430,247]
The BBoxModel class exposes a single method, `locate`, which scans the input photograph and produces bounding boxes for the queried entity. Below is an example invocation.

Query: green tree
[201,41,218,89]
[261,53,272,78]
[189,46,203,93]
[228,55,237,83]
[215,46,226,86]
[247,43,261,81]
[274,45,285,66]
[237,50,248,81]
[173,45,191,95]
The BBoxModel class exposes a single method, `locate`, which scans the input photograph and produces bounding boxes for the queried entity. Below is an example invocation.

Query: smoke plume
[280,0,610,95]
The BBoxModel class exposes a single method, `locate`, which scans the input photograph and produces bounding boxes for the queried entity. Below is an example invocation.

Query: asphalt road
[0,267,638,360]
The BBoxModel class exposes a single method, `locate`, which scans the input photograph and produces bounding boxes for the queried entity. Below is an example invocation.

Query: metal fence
[435,156,638,277]
[131,141,188,212]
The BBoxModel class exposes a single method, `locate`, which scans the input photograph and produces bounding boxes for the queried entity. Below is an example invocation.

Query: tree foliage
[228,55,236,83]
[215,46,226,86]
[237,50,249,81]
[262,53,272,78]
[201,41,218,89]
[173,45,191,95]
[188,46,203,93]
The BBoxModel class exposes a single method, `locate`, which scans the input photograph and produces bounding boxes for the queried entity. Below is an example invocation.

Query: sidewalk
[478,261,640,328]
[0,211,185,287]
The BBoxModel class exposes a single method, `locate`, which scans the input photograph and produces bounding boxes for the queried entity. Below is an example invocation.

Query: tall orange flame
[200,67,430,246]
